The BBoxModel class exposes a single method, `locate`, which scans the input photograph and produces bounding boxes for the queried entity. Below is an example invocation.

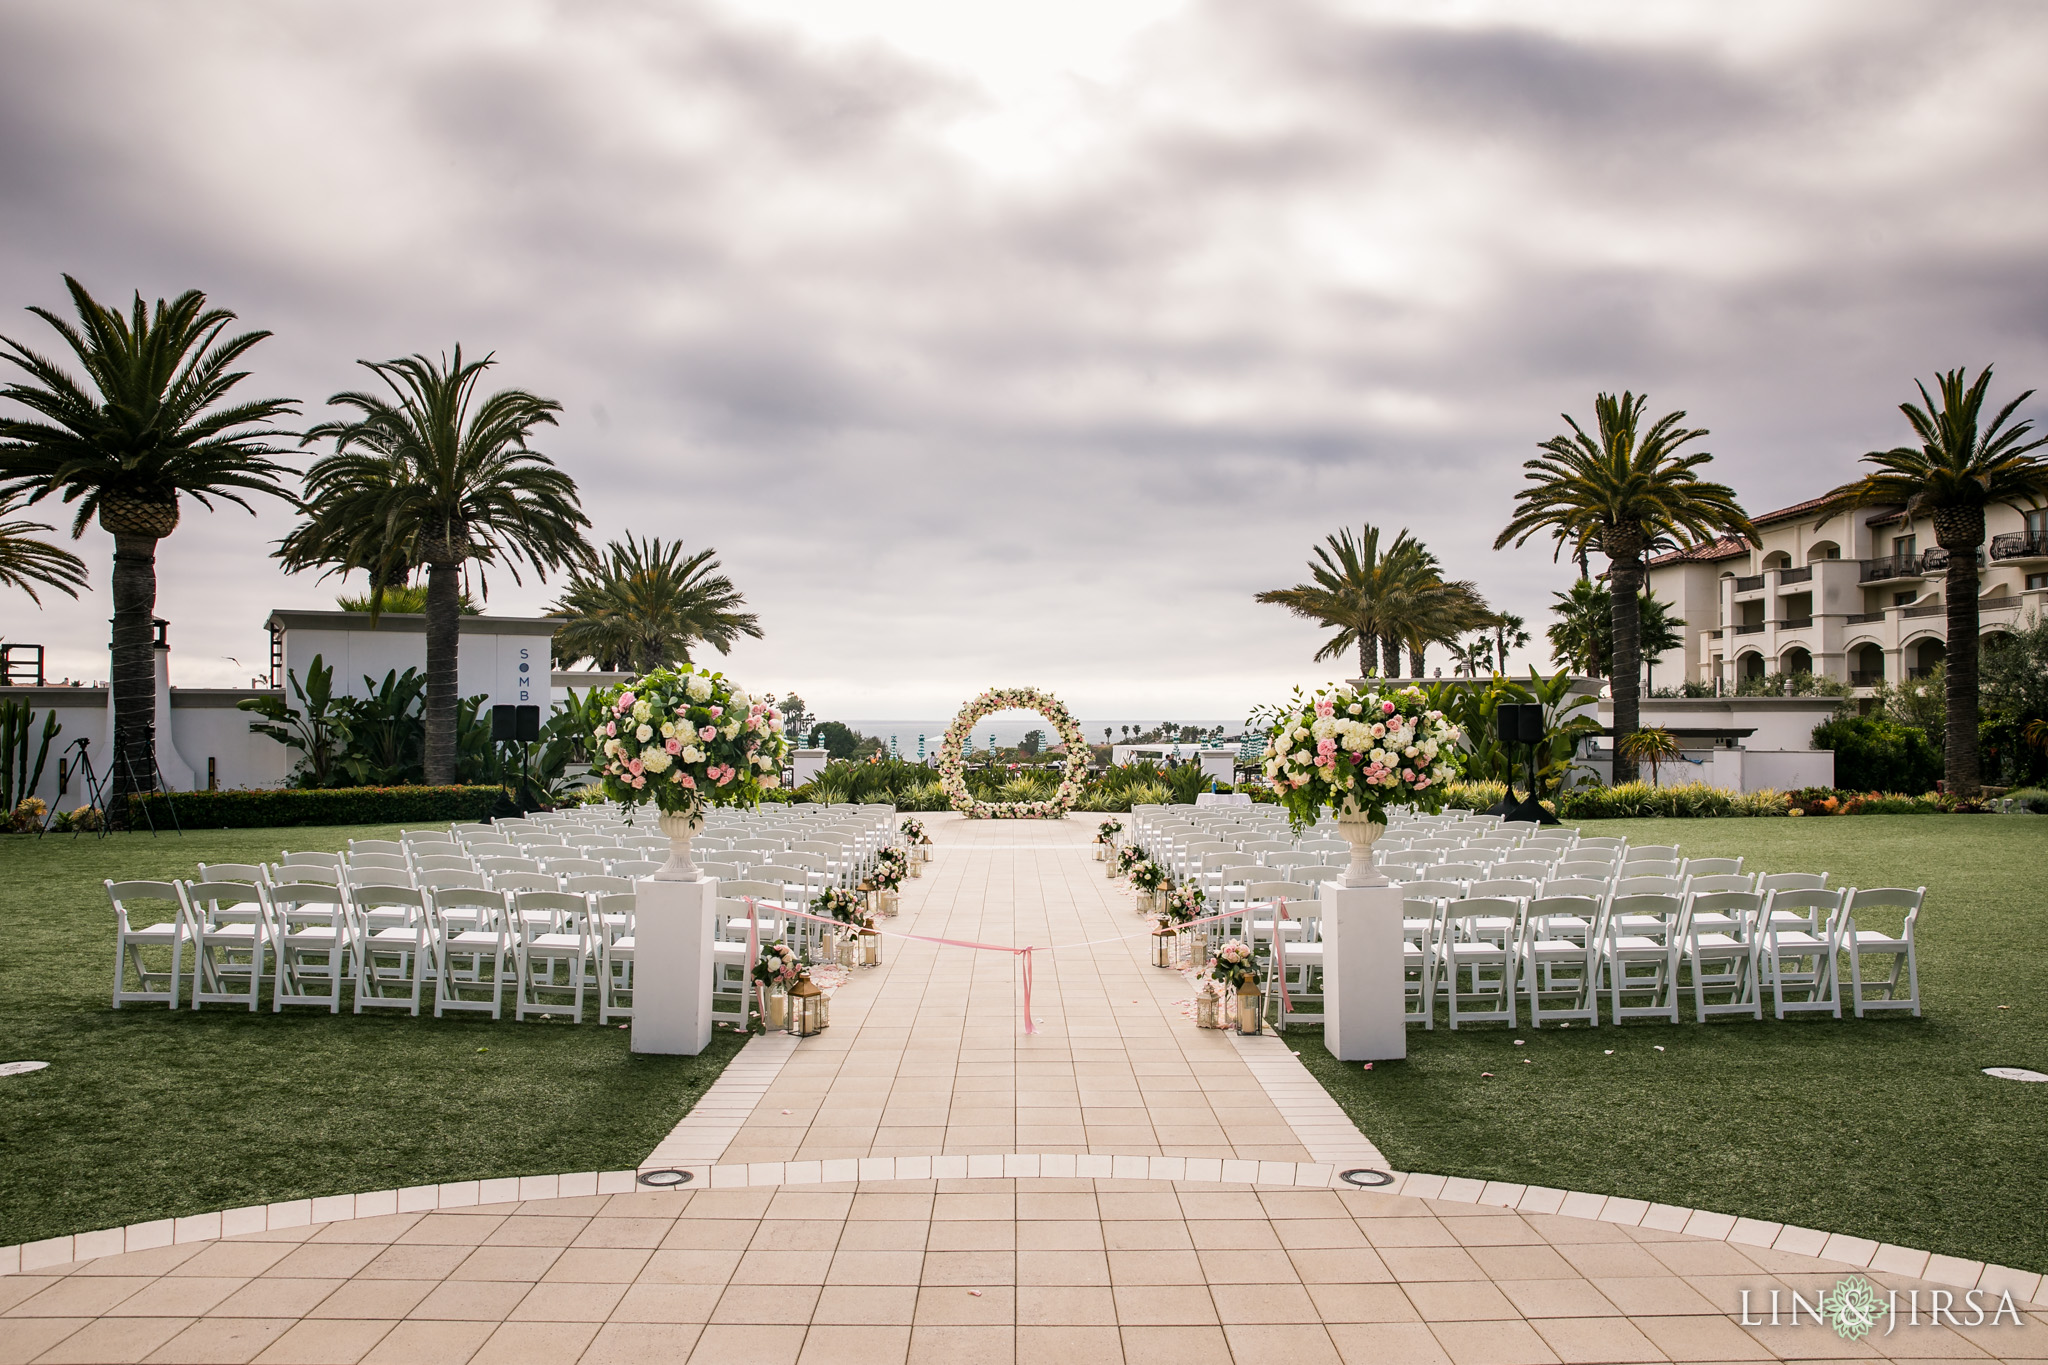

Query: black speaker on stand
[1503,703,1559,825]
[491,704,543,810]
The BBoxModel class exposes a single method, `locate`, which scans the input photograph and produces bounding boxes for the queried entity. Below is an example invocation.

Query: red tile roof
[1646,536,1748,567]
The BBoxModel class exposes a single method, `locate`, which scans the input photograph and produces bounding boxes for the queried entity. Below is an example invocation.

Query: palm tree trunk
[1609,555,1644,784]
[1381,635,1401,678]
[1357,635,1377,678]
[108,533,160,825]
[1409,644,1425,677]
[1941,538,1983,797]
[423,559,462,784]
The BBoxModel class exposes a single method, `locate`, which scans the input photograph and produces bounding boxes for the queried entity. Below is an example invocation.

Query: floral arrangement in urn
[1112,844,1146,878]
[1260,683,1463,886]
[815,886,866,924]
[594,665,791,879]
[938,687,1089,819]
[1159,882,1205,925]
[1130,859,1168,894]
[900,817,929,844]
[1095,819,1123,844]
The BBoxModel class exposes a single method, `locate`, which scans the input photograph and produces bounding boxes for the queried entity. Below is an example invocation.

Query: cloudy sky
[3,0,2045,723]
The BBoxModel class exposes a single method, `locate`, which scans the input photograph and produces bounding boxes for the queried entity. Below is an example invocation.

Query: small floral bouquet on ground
[1261,683,1462,830]
[594,665,791,813]
[900,817,929,844]
[1207,939,1260,994]
[1095,818,1123,844]
[751,942,802,990]
[815,886,866,924]
[1130,859,1168,894]
[871,846,909,891]
[1113,844,1146,878]
[1159,882,1205,926]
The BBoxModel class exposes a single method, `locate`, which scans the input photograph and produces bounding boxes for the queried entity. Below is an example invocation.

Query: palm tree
[1373,537,1493,677]
[1497,392,1752,782]
[0,491,89,603]
[0,277,296,812]
[549,535,762,674]
[281,348,589,784]
[1258,524,1432,677]
[1815,367,2048,796]
[1544,578,1684,683]
[1492,612,1530,671]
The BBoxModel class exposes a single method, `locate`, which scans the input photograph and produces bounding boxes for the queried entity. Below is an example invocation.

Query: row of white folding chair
[115,875,636,1021]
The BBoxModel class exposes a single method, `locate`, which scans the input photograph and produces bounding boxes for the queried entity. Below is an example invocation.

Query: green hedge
[128,785,504,830]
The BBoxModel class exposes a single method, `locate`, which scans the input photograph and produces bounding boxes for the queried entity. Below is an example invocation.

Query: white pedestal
[630,876,717,1056]
[1321,879,1407,1062]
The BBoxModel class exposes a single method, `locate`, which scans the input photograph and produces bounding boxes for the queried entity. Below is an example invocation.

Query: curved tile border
[5,1151,2042,1309]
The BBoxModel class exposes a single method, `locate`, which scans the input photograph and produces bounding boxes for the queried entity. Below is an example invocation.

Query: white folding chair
[1520,896,1602,1028]
[1681,891,1761,1021]
[1402,896,1439,1029]
[350,884,431,1015]
[278,850,342,871]
[268,882,355,1013]
[1440,901,1518,1029]
[430,887,511,1020]
[1762,889,1845,1020]
[512,890,593,1021]
[609,859,664,879]
[1842,887,1924,1018]
[186,879,272,1011]
[1600,893,1683,1024]
[1682,857,1744,878]
[349,838,405,857]
[108,880,191,1009]
[419,868,490,892]
[597,891,637,1023]
[1757,871,1829,895]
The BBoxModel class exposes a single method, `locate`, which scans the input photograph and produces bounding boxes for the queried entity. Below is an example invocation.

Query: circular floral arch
[938,687,1091,819]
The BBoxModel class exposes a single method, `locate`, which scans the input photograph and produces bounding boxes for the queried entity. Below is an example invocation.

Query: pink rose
[627,758,644,776]
[681,774,697,789]
[666,738,682,754]
[606,721,617,737]
[630,775,646,789]
[699,725,718,741]
[709,704,723,718]
[1382,701,1396,714]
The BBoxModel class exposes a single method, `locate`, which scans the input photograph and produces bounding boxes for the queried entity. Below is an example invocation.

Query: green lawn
[1300,815,2048,1274]
[0,825,744,1249]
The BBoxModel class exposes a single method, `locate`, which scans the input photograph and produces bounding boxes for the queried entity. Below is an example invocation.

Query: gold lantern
[836,931,859,969]
[1188,929,1210,973]
[1195,981,1222,1029]
[880,889,900,917]
[787,974,828,1036]
[1151,926,1176,968]
[1236,985,1262,1035]
[860,924,881,967]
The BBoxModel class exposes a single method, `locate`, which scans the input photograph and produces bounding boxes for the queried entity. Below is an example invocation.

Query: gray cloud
[2,0,2045,719]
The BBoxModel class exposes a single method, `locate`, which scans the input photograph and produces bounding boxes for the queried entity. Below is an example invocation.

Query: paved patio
[5,814,2045,1363]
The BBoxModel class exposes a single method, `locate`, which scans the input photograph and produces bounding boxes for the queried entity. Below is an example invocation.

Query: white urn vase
[654,809,705,881]
[1335,813,1388,887]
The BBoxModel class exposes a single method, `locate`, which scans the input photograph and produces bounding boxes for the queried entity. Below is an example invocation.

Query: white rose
[636,724,653,742]
[661,721,676,738]
[683,746,704,764]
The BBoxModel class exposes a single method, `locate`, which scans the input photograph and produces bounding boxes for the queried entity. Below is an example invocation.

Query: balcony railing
[1902,602,1946,618]
[1848,671,1883,686]
[1907,667,1939,680]
[1860,554,1925,582]
[1991,532,2048,561]
[1731,622,1766,635]
[1777,616,1814,630]
[1918,546,1983,573]
[1981,594,2021,611]
[1732,574,1765,592]
[1779,566,1814,584]
[1845,611,1886,624]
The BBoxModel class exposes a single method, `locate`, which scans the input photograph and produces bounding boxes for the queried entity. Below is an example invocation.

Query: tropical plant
[1815,368,2048,794]
[1543,576,1684,681]
[549,535,762,673]
[334,584,476,614]
[238,655,349,788]
[0,491,88,603]
[0,701,60,815]
[0,277,298,813]
[282,347,589,784]
[1616,727,1683,786]
[336,667,429,787]
[1498,392,1753,781]
[1812,714,1943,794]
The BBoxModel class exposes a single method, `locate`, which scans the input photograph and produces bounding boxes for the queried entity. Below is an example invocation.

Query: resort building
[1645,495,2048,693]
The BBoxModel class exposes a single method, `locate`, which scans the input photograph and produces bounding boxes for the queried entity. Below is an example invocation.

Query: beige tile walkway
[9,814,2047,1362]
[716,814,1307,1165]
